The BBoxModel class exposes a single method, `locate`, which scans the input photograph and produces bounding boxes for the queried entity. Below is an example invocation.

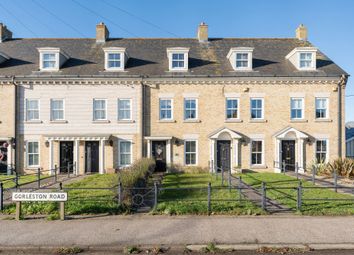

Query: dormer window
[38,47,69,72]
[227,47,254,71]
[167,47,189,71]
[286,47,317,71]
[103,47,128,71]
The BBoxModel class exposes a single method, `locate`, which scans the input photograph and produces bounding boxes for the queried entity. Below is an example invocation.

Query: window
[251,140,263,165]
[184,98,197,120]
[226,98,239,119]
[316,140,328,163]
[27,141,39,167]
[236,53,249,68]
[26,99,40,121]
[299,52,313,69]
[118,99,132,120]
[167,48,189,71]
[107,53,121,68]
[51,99,64,121]
[251,98,263,119]
[290,98,304,119]
[185,140,197,165]
[315,98,328,119]
[119,141,132,166]
[42,53,57,69]
[93,99,107,120]
[172,53,185,68]
[159,99,173,120]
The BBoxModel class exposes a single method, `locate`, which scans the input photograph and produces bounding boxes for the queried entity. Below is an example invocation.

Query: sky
[0,0,353,121]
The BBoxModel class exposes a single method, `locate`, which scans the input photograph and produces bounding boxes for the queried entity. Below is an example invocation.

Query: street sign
[12,192,67,202]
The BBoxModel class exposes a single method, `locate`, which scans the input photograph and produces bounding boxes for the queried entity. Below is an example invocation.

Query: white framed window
[172,53,185,68]
[118,99,132,120]
[226,98,239,119]
[103,47,127,71]
[299,52,314,69]
[251,140,263,165]
[290,98,304,119]
[250,98,264,119]
[119,140,132,166]
[285,47,317,71]
[42,53,57,69]
[159,99,173,120]
[184,98,198,120]
[93,99,107,120]
[27,141,39,167]
[167,48,189,71]
[38,47,68,71]
[50,99,64,121]
[185,140,197,165]
[236,53,249,68]
[108,53,121,68]
[315,98,328,119]
[227,47,254,71]
[26,99,40,121]
[316,140,328,163]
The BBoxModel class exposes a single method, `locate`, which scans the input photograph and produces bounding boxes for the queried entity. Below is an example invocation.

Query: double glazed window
[315,98,328,119]
[159,99,173,120]
[107,53,121,69]
[93,99,107,120]
[316,140,328,163]
[26,99,40,121]
[42,53,57,69]
[236,53,249,68]
[118,99,132,120]
[119,141,132,166]
[185,140,197,165]
[250,98,263,119]
[299,52,313,69]
[51,99,64,121]
[184,98,197,120]
[251,140,263,165]
[290,98,304,119]
[226,98,239,119]
[27,141,39,167]
[171,53,185,69]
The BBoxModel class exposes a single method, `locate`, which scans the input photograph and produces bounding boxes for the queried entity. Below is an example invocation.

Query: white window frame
[227,47,254,71]
[118,140,133,167]
[184,98,198,120]
[118,98,132,121]
[250,98,264,119]
[93,99,108,121]
[315,97,329,119]
[184,140,198,166]
[290,97,304,120]
[50,99,65,121]
[26,141,40,168]
[103,47,127,71]
[226,98,240,120]
[285,47,317,71]
[159,98,173,120]
[38,47,69,72]
[315,139,329,163]
[167,48,189,71]
[25,99,40,121]
[250,139,264,166]
[299,52,315,70]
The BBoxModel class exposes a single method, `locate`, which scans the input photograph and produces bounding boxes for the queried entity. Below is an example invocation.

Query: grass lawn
[0,174,49,189]
[240,173,354,216]
[155,173,265,215]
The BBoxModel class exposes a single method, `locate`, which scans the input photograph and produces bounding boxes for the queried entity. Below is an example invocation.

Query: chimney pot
[0,23,12,43]
[296,24,308,41]
[197,22,208,43]
[96,22,109,43]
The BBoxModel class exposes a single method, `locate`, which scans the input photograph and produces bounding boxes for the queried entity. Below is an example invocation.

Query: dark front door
[217,140,231,172]
[281,140,296,171]
[60,141,74,173]
[85,141,99,173]
[152,141,166,172]
[0,141,8,173]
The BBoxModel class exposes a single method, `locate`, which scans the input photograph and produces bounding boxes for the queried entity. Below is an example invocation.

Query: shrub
[307,158,354,178]
[119,158,156,188]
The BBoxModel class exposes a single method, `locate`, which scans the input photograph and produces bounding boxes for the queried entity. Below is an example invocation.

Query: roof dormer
[37,47,69,72]
[0,52,10,65]
[166,47,189,71]
[227,47,254,71]
[103,47,128,71]
[286,47,317,71]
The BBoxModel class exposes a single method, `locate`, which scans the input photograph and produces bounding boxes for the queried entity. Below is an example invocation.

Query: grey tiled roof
[0,38,347,78]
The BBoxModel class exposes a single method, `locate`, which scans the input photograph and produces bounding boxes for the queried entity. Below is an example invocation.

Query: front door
[85,141,99,173]
[0,141,8,173]
[281,140,296,171]
[217,140,231,172]
[60,141,74,173]
[152,141,166,172]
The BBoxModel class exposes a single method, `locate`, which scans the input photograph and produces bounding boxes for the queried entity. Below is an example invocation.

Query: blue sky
[0,0,353,121]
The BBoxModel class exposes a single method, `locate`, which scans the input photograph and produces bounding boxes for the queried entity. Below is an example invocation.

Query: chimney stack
[296,24,308,41]
[96,22,109,43]
[0,23,12,43]
[197,22,208,43]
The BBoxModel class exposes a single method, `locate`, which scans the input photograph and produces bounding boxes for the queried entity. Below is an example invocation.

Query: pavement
[0,215,354,251]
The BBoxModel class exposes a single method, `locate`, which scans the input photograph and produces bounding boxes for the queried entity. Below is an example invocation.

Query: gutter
[338,74,348,158]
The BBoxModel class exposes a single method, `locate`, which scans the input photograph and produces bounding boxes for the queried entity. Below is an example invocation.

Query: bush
[307,158,354,178]
[167,164,209,174]
[119,158,156,188]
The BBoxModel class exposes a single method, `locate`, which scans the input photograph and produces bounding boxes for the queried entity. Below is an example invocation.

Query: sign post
[12,192,68,221]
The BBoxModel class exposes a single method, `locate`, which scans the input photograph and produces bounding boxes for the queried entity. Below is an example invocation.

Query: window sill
[92,120,110,124]
[225,119,243,123]
[183,119,201,123]
[250,164,267,169]
[117,120,135,123]
[102,69,127,72]
[158,119,176,123]
[290,119,308,123]
[315,119,332,123]
[50,120,68,124]
[25,120,43,124]
[249,119,267,123]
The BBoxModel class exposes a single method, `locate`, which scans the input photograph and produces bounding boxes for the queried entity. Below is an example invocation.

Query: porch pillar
[274,139,281,173]
[298,139,305,173]
[99,139,105,174]
[6,141,12,175]
[147,139,151,158]
[48,140,54,175]
[166,140,171,164]
[74,140,79,175]
[233,139,239,169]
[210,139,215,173]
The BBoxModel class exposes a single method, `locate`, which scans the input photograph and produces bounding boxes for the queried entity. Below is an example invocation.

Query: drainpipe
[11,76,17,172]
[338,74,348,158]
[141,79,145,158]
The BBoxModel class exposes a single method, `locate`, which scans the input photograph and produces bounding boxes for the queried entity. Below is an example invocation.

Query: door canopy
[274,126,308,139]
[209,127,242,140]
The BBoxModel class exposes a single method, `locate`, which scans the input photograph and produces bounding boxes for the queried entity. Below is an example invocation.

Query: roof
[0,37,347,78]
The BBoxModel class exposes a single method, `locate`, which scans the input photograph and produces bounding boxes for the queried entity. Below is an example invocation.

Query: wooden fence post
[59,202,65,220]
[15,201,22,220]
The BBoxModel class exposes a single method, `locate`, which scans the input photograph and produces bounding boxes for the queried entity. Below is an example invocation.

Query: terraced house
[0,22,348,174]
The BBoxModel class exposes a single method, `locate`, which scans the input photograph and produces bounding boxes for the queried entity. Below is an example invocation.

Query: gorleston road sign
[12,192,68,202]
